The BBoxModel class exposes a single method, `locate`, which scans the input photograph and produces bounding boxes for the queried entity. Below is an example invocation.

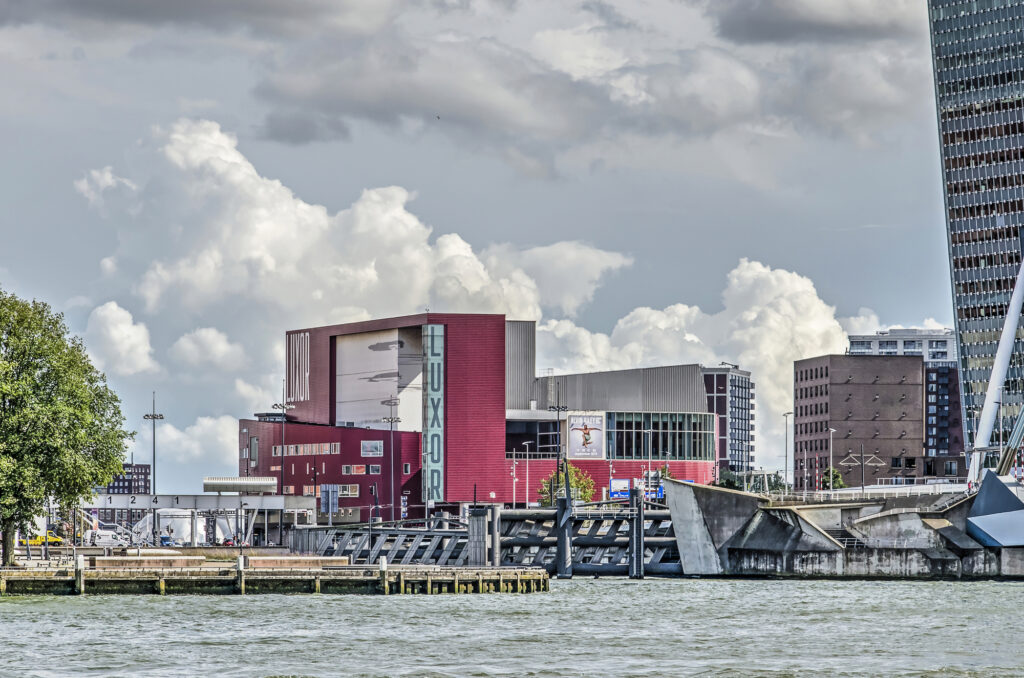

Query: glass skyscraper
[928,0,1024,450]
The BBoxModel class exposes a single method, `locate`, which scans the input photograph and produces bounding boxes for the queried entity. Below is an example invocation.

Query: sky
[0,0,953,493]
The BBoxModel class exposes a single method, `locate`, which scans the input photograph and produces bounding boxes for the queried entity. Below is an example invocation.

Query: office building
[96,463,151,524]
[701,366,755,475]
[928,0,1024,449]
[848,328,958,364]
[793,355,966,490]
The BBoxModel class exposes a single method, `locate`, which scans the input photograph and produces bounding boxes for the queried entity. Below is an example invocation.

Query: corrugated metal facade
[505,320,536,409]
[532,365,708,413]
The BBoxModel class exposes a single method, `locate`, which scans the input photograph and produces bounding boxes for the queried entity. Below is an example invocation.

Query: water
[1,579,1021,677]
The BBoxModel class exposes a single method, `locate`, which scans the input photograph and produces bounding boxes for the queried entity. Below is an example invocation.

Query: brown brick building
[793,355,965,490]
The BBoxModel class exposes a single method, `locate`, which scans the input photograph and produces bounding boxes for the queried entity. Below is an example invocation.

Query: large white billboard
[567,414,605,460]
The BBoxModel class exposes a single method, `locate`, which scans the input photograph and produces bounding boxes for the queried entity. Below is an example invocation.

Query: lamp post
[273,382,295,545]
[522,441,533,509]
[829,428,836,493]
[143,392,164,545]
[510,452,518,509]
[548,388,569,498]
[382,396,401,522]
[783,411,793,495]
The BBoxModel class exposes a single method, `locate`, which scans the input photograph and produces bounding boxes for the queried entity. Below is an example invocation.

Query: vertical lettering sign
[422,324,445,504]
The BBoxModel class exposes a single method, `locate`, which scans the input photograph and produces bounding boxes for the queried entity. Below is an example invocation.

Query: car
[17,530,64,546]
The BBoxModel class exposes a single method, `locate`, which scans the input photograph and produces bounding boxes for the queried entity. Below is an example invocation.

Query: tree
[714,469,741,490]
[0,290,132,566]
[823,467,846,490]
[656,464,673,480]
[537,462,595,506]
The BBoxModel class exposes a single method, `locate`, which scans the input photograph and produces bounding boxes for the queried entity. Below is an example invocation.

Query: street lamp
[522,441,533,509]
[273,383,295,544]
[829,428,837,492]
[510,453,518,509]
[548,392,569,498]
[143,392,164,545]
[382,395,401,522]
[783,411,793,495]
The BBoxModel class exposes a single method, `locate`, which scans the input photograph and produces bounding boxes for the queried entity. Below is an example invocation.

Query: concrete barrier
[90,556,206,568]
[247,556,350,568]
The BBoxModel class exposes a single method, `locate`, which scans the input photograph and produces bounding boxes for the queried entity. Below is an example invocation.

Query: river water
[1,578,1021,677]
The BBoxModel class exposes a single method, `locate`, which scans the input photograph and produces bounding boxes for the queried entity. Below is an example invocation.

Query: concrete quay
[0,558,549,596]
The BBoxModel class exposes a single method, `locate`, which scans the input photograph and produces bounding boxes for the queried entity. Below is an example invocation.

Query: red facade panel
[238,419,421,518]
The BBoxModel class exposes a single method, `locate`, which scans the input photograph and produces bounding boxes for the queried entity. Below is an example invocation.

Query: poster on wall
[361,440,383,457]
[567,414,605,460]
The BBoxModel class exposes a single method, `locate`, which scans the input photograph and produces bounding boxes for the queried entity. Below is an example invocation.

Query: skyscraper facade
[928,0,1024,450]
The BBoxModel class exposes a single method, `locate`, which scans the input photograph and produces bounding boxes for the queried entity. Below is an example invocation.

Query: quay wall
[729,547,1024,578]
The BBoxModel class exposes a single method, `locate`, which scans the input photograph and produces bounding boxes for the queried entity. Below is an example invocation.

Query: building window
[891,458,903,468]
[283,485,295,495]
[944,461,957,476]
[342,465,353,475]
[369,465,382,475]
[403,463,411,474]
[302,485,315,496]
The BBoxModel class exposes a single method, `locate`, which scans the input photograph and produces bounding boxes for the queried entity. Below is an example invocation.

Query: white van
[85,529,129,547]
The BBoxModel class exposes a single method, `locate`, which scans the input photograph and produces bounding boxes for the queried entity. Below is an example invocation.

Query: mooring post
[75,555,85,595]
[490,505,502,567]
[628,487,645,579]
[379,555,388,595]
[236,554,246,595]
[555,496,573,579]
[0,576,6,596]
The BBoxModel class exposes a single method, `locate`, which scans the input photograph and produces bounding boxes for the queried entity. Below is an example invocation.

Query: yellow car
[17,531,64,546]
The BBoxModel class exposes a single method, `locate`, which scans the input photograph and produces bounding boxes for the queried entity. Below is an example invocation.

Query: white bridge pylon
[972,257,1024,483]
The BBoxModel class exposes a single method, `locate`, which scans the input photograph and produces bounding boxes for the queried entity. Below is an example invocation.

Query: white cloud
[126,119,625,324]
[73,166,137,208]
[153,415,239,466]
[169,327,247,370]
[537,259,853,471]
[99,256,117,276]
[84,301,159,376]
[234,378,274,416]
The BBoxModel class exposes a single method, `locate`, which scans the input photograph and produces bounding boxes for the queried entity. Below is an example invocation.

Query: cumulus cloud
[73,166,137,208]
[84,301,159,376]
[169,327,247,370]
[151,415,239,467]
[537,259,855,470]
[122,119,624,322]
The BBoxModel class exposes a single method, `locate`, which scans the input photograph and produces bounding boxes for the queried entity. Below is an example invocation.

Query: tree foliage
[0,290,132,565]
[537,462,595,506]
[823,467,846,490]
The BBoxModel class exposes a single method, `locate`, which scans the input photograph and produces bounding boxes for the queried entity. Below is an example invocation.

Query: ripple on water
[2,580,1023,677]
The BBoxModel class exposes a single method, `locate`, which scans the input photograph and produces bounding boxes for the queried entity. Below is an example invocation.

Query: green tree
[823,467,846,490]
[656,464,673,480]
[0,290,132,565]
[714,469,741,490]
[537,462,595,506]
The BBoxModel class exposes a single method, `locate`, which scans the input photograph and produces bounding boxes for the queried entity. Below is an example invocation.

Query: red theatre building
[238,313,719,524]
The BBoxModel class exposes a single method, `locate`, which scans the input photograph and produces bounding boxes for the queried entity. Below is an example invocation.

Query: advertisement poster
[609,478,630,499]
[567,414,605,460]
[361,440,383,457]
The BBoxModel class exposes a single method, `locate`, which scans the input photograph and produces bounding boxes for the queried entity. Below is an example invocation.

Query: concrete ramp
[664,479,762,575]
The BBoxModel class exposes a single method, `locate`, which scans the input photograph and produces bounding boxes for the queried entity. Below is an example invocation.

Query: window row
[797,402,829,417]
[796,384,829,399]
[936,42,1024,71]
[795,366,828,382]
[272,443,341,457]
[933,17,1024,48]
[341,465,382,475]
[951,224,1019,244]
[948,172,1024,197]
[943,119,1024,146]
[957,302,1010,319]
[949,198,1024,222]
[952,250,1021,269]
[944,145,1024,168]
[937,63,1024,95]
[940,93,1024,121]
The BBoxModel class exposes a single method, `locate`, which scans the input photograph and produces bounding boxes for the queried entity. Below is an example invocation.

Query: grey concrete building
[793,355,965,490]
